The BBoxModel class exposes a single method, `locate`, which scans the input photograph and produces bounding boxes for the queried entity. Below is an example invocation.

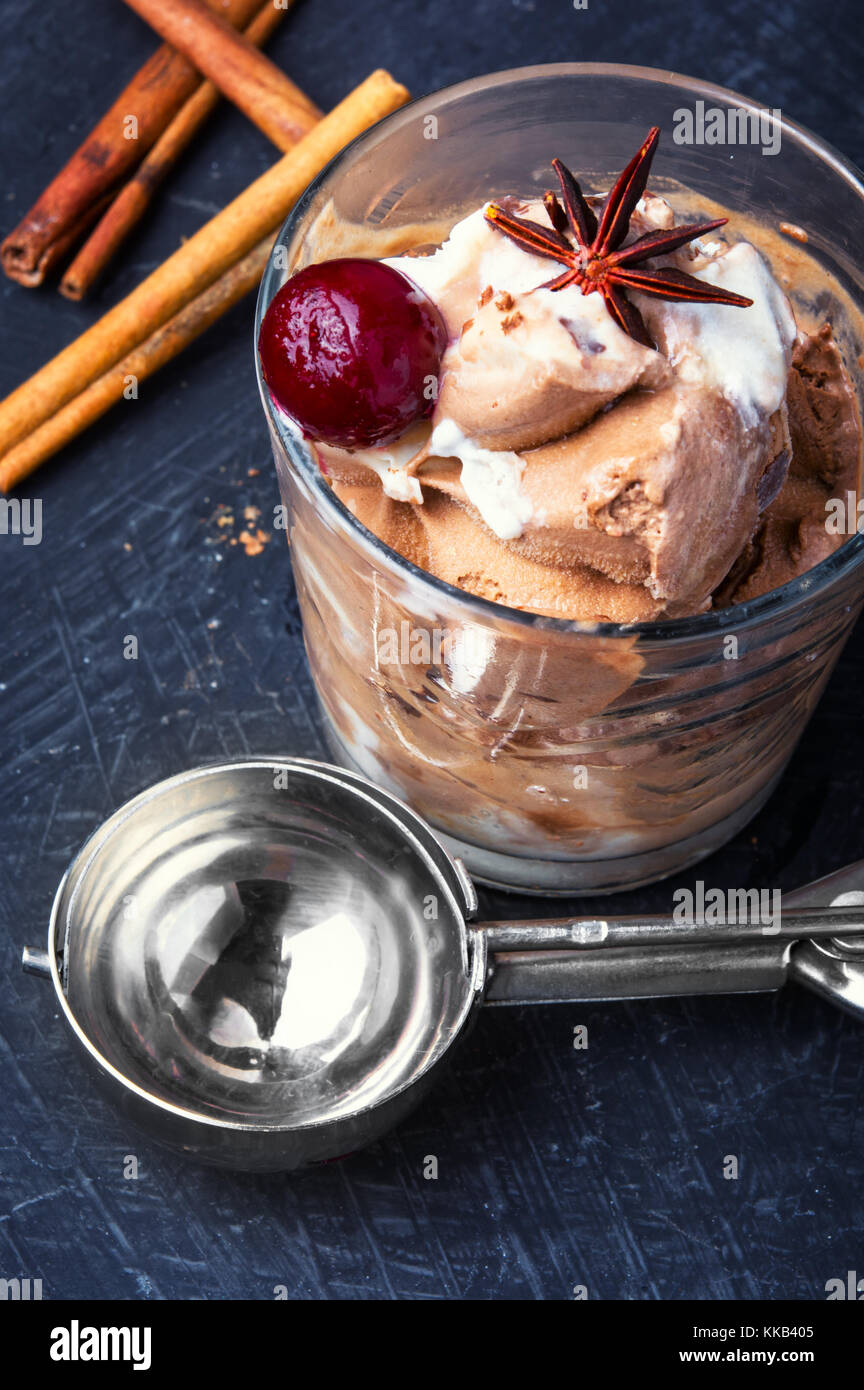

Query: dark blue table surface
[2,0,863,1301]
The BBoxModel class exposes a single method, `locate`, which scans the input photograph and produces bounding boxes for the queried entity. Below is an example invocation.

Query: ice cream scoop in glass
[256,66,864,893]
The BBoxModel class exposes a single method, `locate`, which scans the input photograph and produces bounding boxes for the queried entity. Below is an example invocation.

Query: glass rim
[255,61,864,643]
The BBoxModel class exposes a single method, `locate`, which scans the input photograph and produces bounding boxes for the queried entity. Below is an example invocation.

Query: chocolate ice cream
[310,191,859,622]
[260,128,864,891]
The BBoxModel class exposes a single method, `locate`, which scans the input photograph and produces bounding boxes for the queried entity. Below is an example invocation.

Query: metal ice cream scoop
[22,758,864,1171]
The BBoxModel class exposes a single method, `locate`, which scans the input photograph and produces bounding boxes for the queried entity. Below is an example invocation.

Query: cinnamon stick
[61,0,292,301]
[0,239,274,493]
[1,0,265,287]
[0,70,411,473]
[31,194,117,286]
[123,0,321,152]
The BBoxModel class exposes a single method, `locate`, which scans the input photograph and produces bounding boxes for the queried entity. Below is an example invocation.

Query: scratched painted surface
[1,0,862,1301]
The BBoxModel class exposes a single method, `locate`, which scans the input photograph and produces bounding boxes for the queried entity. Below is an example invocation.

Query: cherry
[258,258,447,449]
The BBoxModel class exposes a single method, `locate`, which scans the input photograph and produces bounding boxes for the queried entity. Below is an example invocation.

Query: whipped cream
[641,241,797,425]
[370,193,798,542]
[428,419,532,540]
[316,422,428,505]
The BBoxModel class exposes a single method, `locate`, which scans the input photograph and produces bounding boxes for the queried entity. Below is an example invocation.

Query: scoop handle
[479,861,864,1020]
[482,937,791,1005]
[21,946,51,978]
[778,860,864,1021]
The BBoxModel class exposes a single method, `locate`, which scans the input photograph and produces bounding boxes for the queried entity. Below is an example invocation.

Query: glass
[255,64,864,894]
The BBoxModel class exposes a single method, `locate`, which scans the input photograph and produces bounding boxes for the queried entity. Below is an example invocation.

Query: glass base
[319,711,782,897]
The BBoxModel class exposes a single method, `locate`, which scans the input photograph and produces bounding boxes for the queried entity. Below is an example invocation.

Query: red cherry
[258,258,447,449]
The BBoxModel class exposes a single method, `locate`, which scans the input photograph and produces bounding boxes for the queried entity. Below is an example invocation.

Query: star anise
[484,126,753,348]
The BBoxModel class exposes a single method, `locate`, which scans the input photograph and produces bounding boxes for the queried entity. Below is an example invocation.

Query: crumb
[478,285,494,307]
[779,221,808,244]
[216,513,234,529]
[123,542,133,552]
[402,243,439,258]
[243,505,261,522]
[461,317,474,335]
[495,291,514,311]
[239,528,271,557]
[247,467,260,477]
[501,312,523,334]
